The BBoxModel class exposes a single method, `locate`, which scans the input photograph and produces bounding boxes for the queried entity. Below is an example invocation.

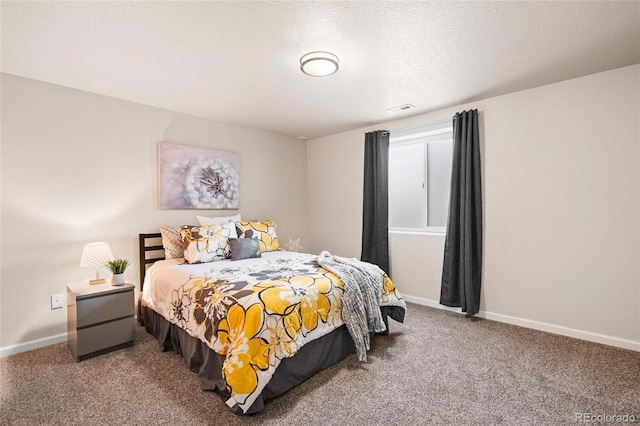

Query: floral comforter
[141,251,405,413]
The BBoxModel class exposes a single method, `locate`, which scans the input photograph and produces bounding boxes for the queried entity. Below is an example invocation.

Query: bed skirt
[140,305,358,414]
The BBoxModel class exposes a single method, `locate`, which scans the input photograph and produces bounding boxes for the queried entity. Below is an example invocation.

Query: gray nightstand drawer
[76,316,135,357]
[77,290,134,328]
[67,282,136,361]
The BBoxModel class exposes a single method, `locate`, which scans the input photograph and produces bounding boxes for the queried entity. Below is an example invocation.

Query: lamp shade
[300,51,339,77]
[79,242,114,267]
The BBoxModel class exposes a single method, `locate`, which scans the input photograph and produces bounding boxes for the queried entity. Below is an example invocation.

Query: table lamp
[79,242,114,284]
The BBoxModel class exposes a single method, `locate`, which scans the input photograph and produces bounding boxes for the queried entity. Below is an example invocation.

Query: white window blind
[389,127,453,233]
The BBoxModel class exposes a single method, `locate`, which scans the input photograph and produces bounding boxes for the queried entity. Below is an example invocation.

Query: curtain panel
[361,130,390,276]
[440,110,483,316]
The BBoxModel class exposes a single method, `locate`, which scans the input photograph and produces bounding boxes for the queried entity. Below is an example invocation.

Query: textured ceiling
[2,1,639,139]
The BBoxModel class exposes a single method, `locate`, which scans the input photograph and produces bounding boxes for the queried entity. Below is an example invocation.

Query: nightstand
[67,282,135,361]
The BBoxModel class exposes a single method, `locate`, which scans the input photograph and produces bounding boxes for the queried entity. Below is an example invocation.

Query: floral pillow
[235,220,280,253]
[180,222,237,264]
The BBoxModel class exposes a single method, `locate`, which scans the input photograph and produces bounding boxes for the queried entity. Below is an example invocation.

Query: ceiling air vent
[386,104,415,113]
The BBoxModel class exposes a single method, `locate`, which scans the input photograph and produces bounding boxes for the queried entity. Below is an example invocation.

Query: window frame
[388,127,453,234]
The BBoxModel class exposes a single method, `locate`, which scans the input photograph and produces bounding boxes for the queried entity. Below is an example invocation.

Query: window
[389,127,453,233]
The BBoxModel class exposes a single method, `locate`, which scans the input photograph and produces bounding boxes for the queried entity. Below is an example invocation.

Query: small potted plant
[106,258,130,286]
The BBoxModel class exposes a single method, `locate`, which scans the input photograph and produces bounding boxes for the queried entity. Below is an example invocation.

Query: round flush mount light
[300,51,339,77]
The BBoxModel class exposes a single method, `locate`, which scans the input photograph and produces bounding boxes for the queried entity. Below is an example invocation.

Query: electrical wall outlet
[51,294,63,310]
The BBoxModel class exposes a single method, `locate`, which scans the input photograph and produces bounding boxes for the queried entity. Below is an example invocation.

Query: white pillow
[197,213,241,226]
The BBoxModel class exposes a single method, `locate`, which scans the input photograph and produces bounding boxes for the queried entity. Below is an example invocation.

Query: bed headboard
[138,233,165,290]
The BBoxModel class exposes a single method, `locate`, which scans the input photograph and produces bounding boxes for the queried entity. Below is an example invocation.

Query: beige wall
[308,64,640,345]
[0,73,308,349]
[2,64,639,352]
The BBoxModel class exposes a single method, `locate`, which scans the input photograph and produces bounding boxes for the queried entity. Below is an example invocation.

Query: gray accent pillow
[229,238,261,261]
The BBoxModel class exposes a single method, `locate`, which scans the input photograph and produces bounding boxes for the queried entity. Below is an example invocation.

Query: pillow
[235,220,280,252]
[228,238,261,261]
[180,222,237,264]
[159,225,191,259]
[197,213,241,226]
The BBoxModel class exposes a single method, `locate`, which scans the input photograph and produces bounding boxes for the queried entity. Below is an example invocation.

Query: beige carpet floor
[1,303,639,425]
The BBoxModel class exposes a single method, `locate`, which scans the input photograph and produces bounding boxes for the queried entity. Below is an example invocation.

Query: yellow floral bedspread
[142,251,405,413]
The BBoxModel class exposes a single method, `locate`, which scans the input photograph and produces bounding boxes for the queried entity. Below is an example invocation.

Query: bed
[138,227,406,415]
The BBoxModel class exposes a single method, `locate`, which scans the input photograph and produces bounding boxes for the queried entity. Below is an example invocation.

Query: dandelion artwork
[158,141,240,209]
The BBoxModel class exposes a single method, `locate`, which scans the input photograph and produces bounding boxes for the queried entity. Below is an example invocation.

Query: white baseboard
[2,300,638,357]
[2,314,141,358]
[402,295,640,352]
[0,332,68,358]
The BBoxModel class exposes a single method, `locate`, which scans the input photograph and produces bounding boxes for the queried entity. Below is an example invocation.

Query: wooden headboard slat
[138,233,165,290]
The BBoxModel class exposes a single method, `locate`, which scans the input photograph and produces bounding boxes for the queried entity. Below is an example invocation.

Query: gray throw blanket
[316,251,387,361]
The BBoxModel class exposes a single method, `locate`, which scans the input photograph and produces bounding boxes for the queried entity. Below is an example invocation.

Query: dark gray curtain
[440,110,483,316]
[361,130,390,275]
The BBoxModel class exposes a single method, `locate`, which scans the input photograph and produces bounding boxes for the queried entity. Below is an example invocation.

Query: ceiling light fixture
[300,51,339,77]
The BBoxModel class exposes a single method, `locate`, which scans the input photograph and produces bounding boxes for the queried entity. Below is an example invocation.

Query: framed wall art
[158,141,240,209]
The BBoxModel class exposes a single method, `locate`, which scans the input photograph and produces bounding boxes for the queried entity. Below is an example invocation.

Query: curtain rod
[385,117,453,134]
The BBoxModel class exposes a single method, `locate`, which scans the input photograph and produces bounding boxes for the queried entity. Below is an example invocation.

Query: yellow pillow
[236,220,280,252]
